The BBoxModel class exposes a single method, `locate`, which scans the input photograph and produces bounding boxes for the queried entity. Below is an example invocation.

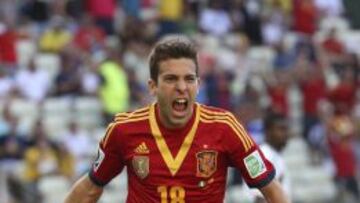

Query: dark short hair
[263,111,287,131]
[149,36,199,82]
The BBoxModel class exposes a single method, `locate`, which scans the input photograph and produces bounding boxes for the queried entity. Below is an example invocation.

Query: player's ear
[148,79,157,96]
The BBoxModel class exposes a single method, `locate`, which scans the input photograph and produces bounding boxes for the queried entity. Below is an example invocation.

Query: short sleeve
[222,116,275,188]
[89,122,125,186]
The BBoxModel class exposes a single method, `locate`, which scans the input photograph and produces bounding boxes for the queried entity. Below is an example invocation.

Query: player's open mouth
[172,99,188,113]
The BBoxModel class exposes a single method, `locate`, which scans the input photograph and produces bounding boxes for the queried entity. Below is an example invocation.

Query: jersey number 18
[157,185,185,203]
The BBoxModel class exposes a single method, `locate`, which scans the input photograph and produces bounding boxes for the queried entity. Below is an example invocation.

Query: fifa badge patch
[132,155,149,179]
[196,150,218,178]
[244,150,266,178]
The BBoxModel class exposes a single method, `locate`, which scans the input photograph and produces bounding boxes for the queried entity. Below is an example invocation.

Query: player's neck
[156,104,195,131]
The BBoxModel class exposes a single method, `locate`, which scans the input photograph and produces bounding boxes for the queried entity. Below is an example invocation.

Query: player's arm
[64,174,103,203]
[64,122,124,203]
[259,179,290,203]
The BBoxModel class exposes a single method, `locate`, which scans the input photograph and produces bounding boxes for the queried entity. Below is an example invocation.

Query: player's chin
[169,117,189,127]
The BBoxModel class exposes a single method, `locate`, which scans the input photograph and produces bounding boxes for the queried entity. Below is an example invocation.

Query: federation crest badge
[196,150,218,178]
[132,155,149,179]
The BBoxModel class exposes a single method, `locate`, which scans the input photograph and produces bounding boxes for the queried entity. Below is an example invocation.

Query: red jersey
[90,103,275,203]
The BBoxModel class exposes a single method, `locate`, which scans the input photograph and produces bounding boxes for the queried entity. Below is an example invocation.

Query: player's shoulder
[198,104,236,119]
[113,105,151,126]
[198,104,241,127]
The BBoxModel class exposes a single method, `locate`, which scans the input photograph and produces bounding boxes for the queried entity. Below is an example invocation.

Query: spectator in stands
[263,69,291,116]
[199,0,232,36]
[261,3,289,46]
[60,121,93,178]
[23,119,74,201]
[0,68,15,100]
[0,111,27,161]
[157,0,183,37]
[295,61,327,143]
[232,0,263,44]
[122,40,151,89]
[85,0,117,35]
[98,47,130,123]
[0,21,18,72]
[272,39,296,70]
[327,67,357,115]
[73,14,105,54]
[314,0,344,17]
[0,101,28,138]
[327,114,359,201]
[20,0,50,24]
[80,57,101,96]
[216,70,233,110]
[53,51,82,97]
[14,57,51,103]
[39,16,72,53]
[65,0,85,19]
[0,110,28,203]
[121,0,141,19]
[293,0,318,36]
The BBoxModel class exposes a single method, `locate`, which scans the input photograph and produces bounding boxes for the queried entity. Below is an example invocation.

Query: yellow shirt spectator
[159,0,183,21]
[39,26,72,53]
[98,60,130,116]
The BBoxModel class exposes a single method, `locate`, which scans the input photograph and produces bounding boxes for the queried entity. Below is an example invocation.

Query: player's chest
[122,130,226,181]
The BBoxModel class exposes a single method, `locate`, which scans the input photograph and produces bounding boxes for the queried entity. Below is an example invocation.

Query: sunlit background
[0,0,360,203]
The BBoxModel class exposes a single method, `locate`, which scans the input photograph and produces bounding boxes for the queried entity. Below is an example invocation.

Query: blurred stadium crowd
[0,0,360,203]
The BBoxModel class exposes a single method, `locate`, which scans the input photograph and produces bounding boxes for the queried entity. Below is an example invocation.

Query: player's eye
[164,76,177,83]
[185,76,196,83]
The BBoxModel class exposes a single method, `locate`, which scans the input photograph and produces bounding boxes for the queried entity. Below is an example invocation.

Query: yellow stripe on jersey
[115,112,149,122]
[101,108,150,148]
[200,107,253,147]
[101,122,117,148]
[149,103,200,176]
[115,116,149,124]
[199,108,253,152]
[115,106,150,118]
[200,108,253,150]
[115,107,150,120]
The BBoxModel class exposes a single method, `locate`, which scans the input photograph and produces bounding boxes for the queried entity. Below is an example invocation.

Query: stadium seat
[42,97,72,118]
[16,39,37,67]
[34,53,60,81]
[247,46,275,73]
[91,127,106,142]
[38,175,70,203]
[319,16,350,33]
[42,116,69,140]
[290,167,337,202]
[9,99,39,133]
[9,98,39,119]
[73,97,103,130]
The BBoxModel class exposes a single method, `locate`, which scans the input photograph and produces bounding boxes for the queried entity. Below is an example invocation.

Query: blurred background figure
[253,111,291,203]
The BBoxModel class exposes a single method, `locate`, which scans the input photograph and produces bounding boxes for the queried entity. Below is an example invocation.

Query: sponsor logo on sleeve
[244,150,266,178]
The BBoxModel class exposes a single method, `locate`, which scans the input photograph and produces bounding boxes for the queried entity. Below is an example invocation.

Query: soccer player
[64,37,289,203]
[251,112,291,203]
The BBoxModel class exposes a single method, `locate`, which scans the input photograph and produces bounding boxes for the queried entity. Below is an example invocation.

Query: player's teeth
[175,99,186,104]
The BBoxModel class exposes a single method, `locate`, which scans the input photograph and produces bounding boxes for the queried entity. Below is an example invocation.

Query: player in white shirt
[252,112,291,203]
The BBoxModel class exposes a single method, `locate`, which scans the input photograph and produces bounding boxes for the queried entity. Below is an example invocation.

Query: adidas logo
[134,142,150,154]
